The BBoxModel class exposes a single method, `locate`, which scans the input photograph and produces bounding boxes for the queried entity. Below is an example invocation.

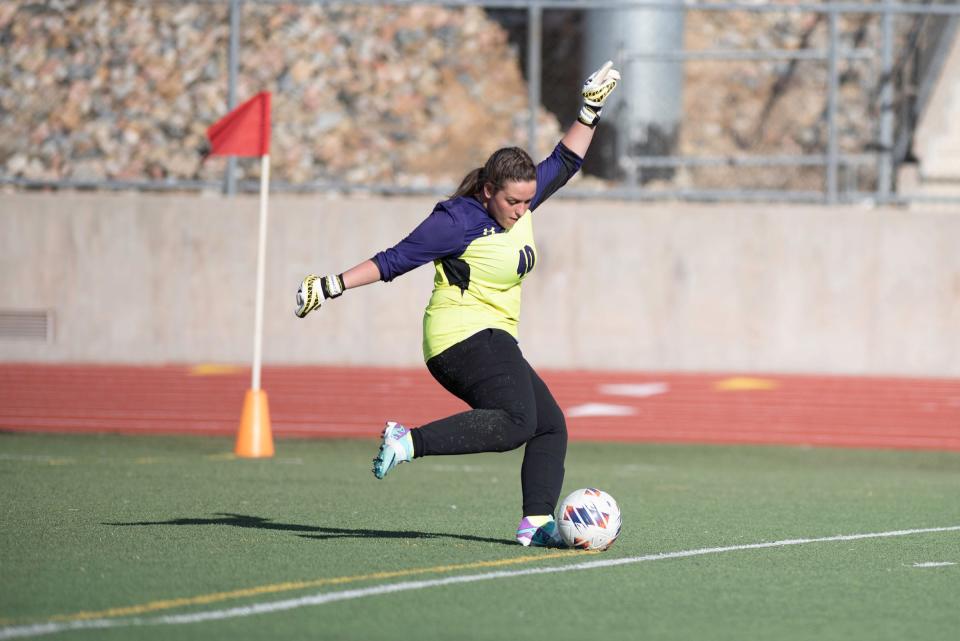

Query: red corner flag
[207,91,271,157]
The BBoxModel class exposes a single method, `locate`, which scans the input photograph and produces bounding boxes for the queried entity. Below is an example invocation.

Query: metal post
[877,0,894,202]
[826,9,839,204]
[225,0,241,196]
[527,2,542,159]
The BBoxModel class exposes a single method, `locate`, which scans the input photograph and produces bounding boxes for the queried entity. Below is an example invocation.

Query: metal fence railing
[2,0,959,204]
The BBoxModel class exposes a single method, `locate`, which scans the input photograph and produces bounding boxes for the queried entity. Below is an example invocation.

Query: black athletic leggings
[409,328,567,517]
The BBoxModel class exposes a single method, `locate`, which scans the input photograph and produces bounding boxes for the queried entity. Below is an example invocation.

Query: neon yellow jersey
[422,209,538,361]
[370,143,583,362]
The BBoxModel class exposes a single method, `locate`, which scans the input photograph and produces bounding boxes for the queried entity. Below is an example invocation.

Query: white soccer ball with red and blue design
[557,488,622,551]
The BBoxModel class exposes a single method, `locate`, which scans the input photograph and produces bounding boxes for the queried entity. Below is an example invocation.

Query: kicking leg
[373,330,536,477]
[413,329,537,457]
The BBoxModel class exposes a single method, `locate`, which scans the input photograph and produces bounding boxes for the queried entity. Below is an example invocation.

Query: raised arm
[560,121,597,160]
[531,61,621,210]
[562,60,620,158]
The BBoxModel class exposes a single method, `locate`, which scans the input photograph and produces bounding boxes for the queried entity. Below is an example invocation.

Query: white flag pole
[251,153,270,391]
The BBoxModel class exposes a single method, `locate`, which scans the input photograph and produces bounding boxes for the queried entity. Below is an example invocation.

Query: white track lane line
[2,525,958,640]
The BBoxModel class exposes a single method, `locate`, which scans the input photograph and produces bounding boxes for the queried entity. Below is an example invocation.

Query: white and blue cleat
[372,421,414,479]
[516,515,565,547]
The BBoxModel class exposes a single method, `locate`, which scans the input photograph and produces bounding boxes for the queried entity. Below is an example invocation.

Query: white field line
[0,454,75,464]
[2,525,958,640]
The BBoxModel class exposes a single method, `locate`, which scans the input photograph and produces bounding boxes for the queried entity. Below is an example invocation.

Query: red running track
[1,364,959,451]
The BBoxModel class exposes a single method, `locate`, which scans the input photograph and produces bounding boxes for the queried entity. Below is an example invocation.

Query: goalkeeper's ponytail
[450,147,536,200]
[451,167,484,199]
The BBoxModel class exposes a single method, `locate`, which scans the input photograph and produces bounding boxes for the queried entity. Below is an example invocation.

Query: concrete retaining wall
[1,192,958,376]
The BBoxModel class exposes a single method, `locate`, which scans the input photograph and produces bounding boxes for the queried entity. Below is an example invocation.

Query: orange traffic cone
[235,388,274,457]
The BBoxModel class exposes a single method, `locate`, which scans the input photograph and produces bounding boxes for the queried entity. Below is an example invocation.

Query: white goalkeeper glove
[295,273,344,318]
[578,60,621,128]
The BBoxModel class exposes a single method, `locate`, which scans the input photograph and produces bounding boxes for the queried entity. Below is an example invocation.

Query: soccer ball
[556,488,622,551]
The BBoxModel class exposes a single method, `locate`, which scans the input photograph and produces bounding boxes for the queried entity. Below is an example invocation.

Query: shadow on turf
[105,512,514,545]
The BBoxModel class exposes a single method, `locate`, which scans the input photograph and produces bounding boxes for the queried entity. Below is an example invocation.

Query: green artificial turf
[1,431,959,640]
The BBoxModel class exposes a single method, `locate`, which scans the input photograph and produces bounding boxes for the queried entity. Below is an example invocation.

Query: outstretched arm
[294,260,381,318]
[295,205,465,318]
[342,259,381,289]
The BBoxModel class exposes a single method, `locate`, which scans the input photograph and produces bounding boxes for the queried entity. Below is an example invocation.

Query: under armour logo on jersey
[516,245,536,278]
[482,226,497,236]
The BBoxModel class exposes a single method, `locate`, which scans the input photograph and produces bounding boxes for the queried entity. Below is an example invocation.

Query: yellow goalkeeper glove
[295,273,344,318]
[578,60,621,128]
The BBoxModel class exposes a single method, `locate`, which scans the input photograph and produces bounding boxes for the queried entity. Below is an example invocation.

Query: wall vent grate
[0,310,53,342]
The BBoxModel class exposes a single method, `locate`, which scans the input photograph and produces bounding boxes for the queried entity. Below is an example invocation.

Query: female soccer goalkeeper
[296,61,620,547]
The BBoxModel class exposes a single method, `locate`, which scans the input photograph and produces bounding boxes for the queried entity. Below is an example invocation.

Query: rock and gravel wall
[678,7,894,192]
[0,1,923,191]
[0,0,562,187]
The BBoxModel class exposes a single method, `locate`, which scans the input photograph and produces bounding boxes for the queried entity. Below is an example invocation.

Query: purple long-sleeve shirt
[372,142,583,282]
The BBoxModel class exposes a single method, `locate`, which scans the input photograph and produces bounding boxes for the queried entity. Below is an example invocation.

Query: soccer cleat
[516,515,565,548]
[372,421,414,479]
